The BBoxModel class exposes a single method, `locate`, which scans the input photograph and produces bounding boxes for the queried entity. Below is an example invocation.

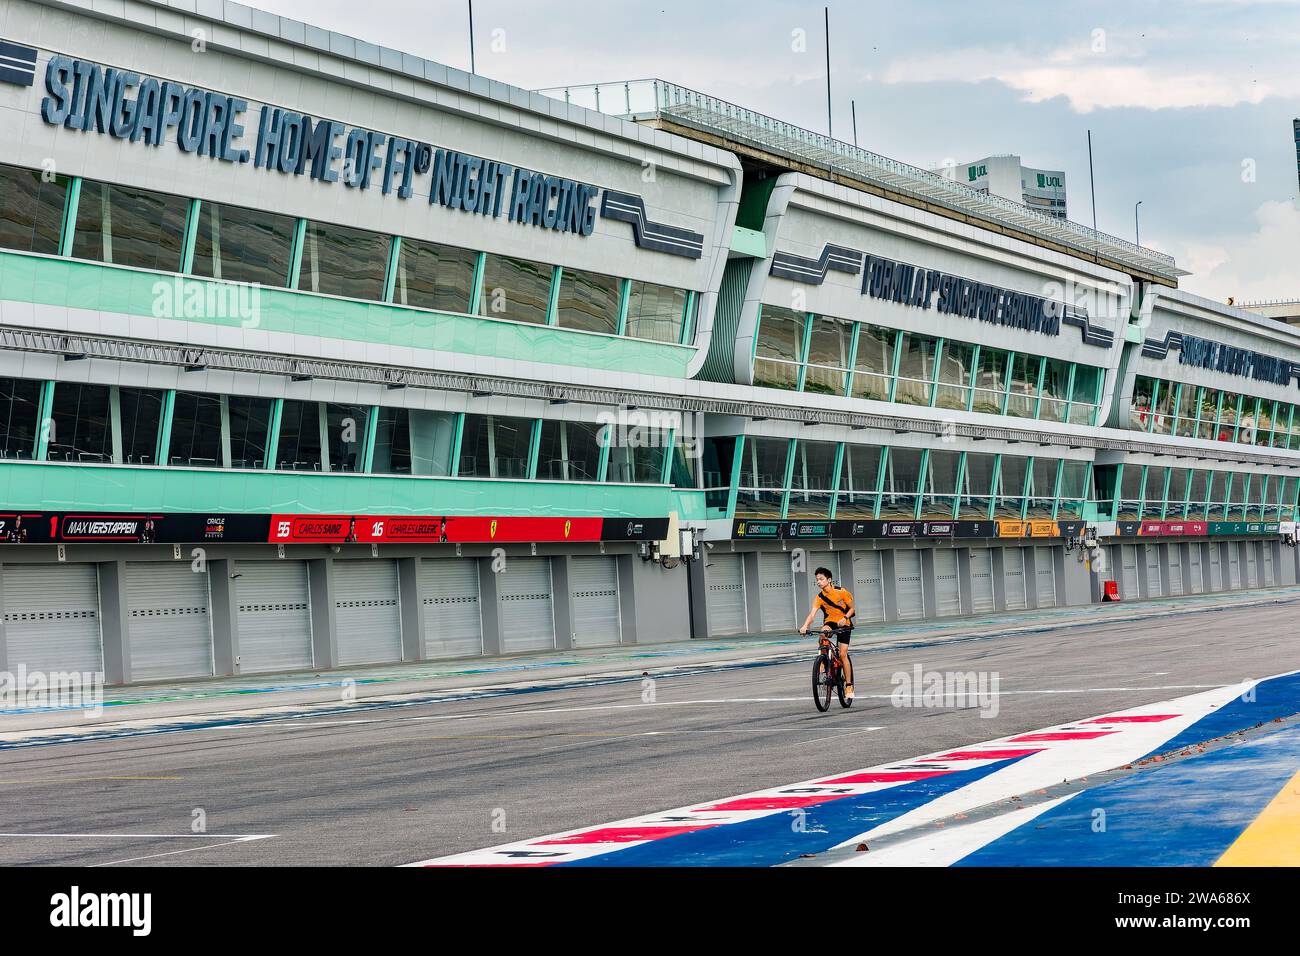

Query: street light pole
[1135,200,1143,247]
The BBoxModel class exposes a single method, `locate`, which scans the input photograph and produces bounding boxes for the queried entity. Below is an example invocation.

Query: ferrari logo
[490,519,497,538]
[564,519,572,538]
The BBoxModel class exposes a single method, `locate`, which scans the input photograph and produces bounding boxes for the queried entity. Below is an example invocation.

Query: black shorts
[822,624,851,644]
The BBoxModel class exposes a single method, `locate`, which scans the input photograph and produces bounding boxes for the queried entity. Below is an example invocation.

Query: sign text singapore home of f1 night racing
[38,56,599,236]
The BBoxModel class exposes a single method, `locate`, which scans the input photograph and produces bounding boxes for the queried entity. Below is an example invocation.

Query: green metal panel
[1030,355,1046,419]
[382,236,401,303]
[928,338,944,409]
[1147,380,1161,434]
[795,312,814,392]
[615,277,631,336]
[914,448,930,521]
[1000,351,1013,416]
[156,389,176,466]
[528,418,543,480]
[726,434,745,518]
[287,218,306,290]
[596,421,611,483]
[181,199,201,275]
[264,398,283,471]
[470,251,487,314]
[777,438,796,519]
[965,344,981,413]
[546,266,562,326]
[1048,457,1063,520]
[843,322,861,398]
[362,405,380,473]
[451,412,466,477]
[679,290,697,345]
[58,177,82,258]
[952,451,967,520]
[35,380,55,461]
[872,446,889,520]
[887,330,904,403]
[658,427,675,484]
[1062,363,1077,423]
[987,454,1002,521]
[828,441,845,519]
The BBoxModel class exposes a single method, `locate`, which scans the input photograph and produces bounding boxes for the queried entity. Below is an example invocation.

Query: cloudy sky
[250,0,1300,303]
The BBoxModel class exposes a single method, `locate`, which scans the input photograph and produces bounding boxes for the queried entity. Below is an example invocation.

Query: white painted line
[0,832,274,839]
[90,836,273,867]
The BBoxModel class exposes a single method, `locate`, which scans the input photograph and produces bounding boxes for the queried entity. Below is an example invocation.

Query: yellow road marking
[1216,768,1300,866]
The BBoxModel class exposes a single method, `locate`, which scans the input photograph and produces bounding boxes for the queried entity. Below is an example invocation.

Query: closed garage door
[421,559,482,659]
[1187,545,1203,593]
[933,549,961,616]
[1209,544,1224,590]
[853,551,884,622]
[894,550,924,620]
[1262,544,1276,586]
[499,557,555,652]
[571,556,620,647]
[334,559,402,665]
[1121,544,1140,599]
[235,561,313,673]
[2,564,102,674]
[759,552,795,631]
[969,549,995,613]
[1143,544,1162,597]
[1033,547,1056,608]
[1227,543,1241,588]
[1167,546,1183,596]
[127,562,212,681]
[1242,544,1257,588]
[706,553,746,635]
[1004,548,1027,609]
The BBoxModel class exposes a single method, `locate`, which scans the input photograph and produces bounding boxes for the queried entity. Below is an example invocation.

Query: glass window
[477,254,551,325]
[165,391,222,467]
[1025,458,1059,517]
[1118,463,1144,520]
[702,436,739,511]
[606,427,668,484]
[754,305,806,390]
[1132,376,1156,431]
[1142,466,1169,518]
[803,317,852,396]
[669,436,699,489]
[1006,353,1041,419]
[537,419,603,481]
[1217,393,1241,441]
[1057,460,1090,518]
[624,280,686,343]
[1151,381,1177,436]
[851,326,896,402]
[276,400,323,471]
[787,440,838,517]
[1175,386,1200,439]
[118,387,163,465]
[995,455,1029,517]
[1164,467,1190,518]
[193,201,295,287]
[323,402,369,473]
[893,334,936,407]
[0,162,69,255]
[922,449,961,518]
[71,180,187,271]
[960,452,996,518]
[934,341,974,411]
[1281,477,1299,520]
[299,220,388,301]
[1069,365,1101,425]
[736,436,790,516]
[48,382,111,463]
[971,347,1009,415]
[880,446,923,517]
[1208,471,1230,517]
[229,396,273,469]
[458,414,534,479]
[391,238,476,313]
[1039,359,1070,423]
[1196,389,1221,440]
[371,407,456,476]
[0,377,43,460]
[555,268,620,335]
[837,444,883,516]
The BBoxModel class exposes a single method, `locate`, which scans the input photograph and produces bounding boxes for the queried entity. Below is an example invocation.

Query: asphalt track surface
[2,592,1298,866]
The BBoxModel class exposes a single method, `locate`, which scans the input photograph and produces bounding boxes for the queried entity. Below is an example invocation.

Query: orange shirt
[814,585,855,626]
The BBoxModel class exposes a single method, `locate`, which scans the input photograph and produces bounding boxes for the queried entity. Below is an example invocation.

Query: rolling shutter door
[706,553,746,635]
[1143,544,1162,596]
[235,561,313,673]
[126,562,212,681]
[1187,545,1203,593]
[1262,544,1276,586]
[894,550,924,620]
[1121,545,1139,599]
[1034,547,1056,608]
[498,557,555,652]
[1208,544,1223,590]
[1167,546,1183,596]
[334,559,402,665]
[853,551,885,622]
[759,552,795,631]
[969,549,995,613]
[1241,544,1256,588]
[1227,543,1241,588]
[2,564,102,674]
[421,559,482,659]
[1004,548,1027,610]
[570,556,620,647]
[933,549,961,617]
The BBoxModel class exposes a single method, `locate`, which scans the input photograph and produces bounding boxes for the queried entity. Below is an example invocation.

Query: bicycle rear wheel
[812,656,832,712]
[836,669,853,708]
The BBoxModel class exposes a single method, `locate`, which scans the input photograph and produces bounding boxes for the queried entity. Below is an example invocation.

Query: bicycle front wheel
[812,656,832,712]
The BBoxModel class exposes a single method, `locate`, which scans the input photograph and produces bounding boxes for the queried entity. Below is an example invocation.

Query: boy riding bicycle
[800,566,856,699]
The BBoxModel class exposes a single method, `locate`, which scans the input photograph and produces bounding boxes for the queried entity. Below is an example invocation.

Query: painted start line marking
[406,673,1289,867]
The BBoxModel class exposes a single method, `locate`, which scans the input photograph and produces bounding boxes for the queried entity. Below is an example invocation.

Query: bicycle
[810,626,853,712]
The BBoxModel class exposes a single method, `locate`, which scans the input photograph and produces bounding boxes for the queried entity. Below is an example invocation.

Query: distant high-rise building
[933,154,1068,220]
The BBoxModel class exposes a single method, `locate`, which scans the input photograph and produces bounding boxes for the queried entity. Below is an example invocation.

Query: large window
[837,444,883,516]
[995,455,1029,518]
[458,414,533,478]
[803,317,851,396]
[921,449,962,518]
[167,391,222,466]
[119,387,164,465]
[1118,464,1144,520]
[624,280,686,343]
[324,402,369,472]
[1006,353,1041,419]
[372,407,456,476]
[960,452,997,518]
[276,399,323,471]
[787,440,838,517]
[1038,359,1070,424]
[754,306,805,390]
[536,419,603,481]
[880,447,923,517]
[893,334,936,407]
[0,162,68,255]
[934,342,975,411]
[1069,366,1102,426]
[391,238,476,313]
[851,327,896,402]
[299,221,388,301]
[0,377,43,460]
[1057,460,1090,518]
[192,201,295,287]
[71,181,188,271]
[606,426,669,483]
[555,269,620,335]
[47,383,112,463]
[971,348,1009,414]
[228,395,273,469]
[478,254,551,325]
[1025,458,1060,517]
[736,436,790,516]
